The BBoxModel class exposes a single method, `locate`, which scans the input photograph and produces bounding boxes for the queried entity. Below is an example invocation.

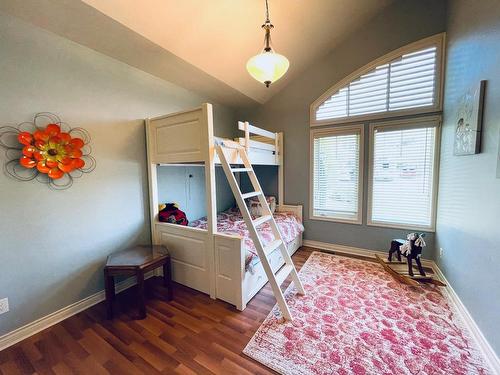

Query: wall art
[0,113,95,190]
[453,80,486,156]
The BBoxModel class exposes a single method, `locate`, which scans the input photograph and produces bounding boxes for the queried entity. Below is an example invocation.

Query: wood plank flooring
[0,248,317,375]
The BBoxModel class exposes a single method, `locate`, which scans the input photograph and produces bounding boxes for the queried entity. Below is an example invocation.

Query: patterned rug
[243,252,492,375]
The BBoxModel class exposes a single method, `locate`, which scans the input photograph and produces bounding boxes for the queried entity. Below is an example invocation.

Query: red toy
[158,203,188,226]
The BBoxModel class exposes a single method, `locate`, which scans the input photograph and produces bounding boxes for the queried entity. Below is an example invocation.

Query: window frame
[309,124,364,225]
[367,115,441,232]
[310,33,446,127]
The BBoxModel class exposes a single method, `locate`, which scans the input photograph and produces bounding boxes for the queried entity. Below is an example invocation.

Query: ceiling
[0,0,394,107]
[81,0,393,104]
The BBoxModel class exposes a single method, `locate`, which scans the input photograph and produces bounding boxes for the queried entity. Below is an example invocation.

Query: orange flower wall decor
[0,113,95,189]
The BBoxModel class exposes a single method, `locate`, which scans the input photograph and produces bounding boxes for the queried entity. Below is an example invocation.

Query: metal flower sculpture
[0,113,95,190]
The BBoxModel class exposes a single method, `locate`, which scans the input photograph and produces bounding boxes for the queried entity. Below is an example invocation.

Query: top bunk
[145,103,282,166]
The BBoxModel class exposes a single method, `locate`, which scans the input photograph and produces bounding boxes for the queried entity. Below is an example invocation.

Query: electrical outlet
[0,298,9,315]
[439,248,444,258]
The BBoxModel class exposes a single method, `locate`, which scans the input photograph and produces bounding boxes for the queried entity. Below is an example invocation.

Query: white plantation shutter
[389,47,436,110]
[348,64,388,116]
[312,128,362,221]
[315,45,439,122]
[316,87,348,120]
[369,120,438,229]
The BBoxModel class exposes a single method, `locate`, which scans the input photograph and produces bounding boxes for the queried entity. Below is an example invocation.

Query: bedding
[189,207,304,271]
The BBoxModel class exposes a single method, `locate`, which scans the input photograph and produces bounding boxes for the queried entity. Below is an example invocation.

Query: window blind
[313,130,361,221]
[315,46,438,122]
[370,124,437,228]
[389,47,436,111]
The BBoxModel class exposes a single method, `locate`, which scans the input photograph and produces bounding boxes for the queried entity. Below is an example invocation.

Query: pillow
[248,196,276,216]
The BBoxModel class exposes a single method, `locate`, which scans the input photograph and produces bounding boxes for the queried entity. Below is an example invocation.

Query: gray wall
[436,0,500,355]
[239,0,446,253]
[240,165,279,198]
[0,12,236,336]
[157,166,235,222]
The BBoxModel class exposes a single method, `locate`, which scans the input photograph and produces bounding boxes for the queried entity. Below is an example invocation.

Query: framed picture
[453,80,486,156]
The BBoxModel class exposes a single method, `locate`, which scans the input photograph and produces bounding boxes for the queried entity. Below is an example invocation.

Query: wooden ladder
[216,144,305,320]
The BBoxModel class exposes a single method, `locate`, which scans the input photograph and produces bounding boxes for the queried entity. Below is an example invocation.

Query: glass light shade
[246,51,289,86]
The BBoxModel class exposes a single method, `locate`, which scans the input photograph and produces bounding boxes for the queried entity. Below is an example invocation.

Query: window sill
[309,215,362,225]
[367,220,435,233]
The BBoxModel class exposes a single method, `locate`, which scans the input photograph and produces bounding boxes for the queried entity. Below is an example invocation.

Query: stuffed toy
[248,196,276,216]
[158,203,188,226]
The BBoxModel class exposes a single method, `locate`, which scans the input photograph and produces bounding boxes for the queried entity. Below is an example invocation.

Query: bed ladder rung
[275,264,293,286]
[264,239,282,256]
[253,215,272,227]
[231,167,252,173]
[241,191,262,200]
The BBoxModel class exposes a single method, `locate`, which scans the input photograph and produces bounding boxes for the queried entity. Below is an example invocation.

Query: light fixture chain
[265,0,270,23]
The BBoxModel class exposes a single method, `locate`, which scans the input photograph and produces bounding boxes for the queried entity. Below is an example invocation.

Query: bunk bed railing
[238,121,276,139]
[237,121,278,154]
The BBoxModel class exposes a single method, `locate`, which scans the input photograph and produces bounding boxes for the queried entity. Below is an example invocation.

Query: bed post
[202,103,217,299]
[244,121,250,153]
[145,118,159,245]
[277,132,284,206]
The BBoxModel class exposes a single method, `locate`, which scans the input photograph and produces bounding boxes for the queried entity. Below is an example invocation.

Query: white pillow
[248,196,276,216]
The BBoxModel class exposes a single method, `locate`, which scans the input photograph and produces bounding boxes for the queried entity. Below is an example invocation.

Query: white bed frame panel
[147,107,207,164]
[155,223,212,294]
[146,103,302,310]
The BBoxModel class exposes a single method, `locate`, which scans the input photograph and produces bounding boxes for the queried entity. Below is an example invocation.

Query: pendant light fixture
[246,0,289,88]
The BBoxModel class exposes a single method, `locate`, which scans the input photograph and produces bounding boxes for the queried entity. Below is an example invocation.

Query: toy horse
[388,233,426,277]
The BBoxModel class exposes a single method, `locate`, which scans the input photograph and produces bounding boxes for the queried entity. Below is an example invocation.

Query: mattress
[189,207,304,270]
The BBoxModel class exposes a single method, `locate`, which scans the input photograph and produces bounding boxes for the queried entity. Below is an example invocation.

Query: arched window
[310,34,444,230]
[310,34,445,126]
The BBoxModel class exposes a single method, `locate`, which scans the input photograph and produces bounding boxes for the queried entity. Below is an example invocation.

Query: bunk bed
[145,103,303,311]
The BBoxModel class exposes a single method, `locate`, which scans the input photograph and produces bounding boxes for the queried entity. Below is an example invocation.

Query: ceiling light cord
[262,0,274,52]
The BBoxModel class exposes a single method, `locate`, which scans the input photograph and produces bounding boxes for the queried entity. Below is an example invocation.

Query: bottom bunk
[153,204,304,310]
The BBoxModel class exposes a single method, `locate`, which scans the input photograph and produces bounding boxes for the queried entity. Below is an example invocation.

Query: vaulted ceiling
[0,0,394,107]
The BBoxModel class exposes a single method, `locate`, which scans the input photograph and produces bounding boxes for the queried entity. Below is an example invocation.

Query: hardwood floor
[0,248,315,375]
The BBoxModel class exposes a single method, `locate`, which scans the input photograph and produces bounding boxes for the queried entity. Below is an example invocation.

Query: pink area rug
[243,252,491,375]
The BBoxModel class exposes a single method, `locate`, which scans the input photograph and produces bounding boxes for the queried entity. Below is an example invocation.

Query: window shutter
[314,39,441,123]
[313,129,361,221]
[349,65,388,116]
[316,87,348,121]
[389,47,437,111]
[370,123,437,228]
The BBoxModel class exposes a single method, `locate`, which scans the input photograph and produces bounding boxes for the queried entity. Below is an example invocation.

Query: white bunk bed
[145,103,303,310]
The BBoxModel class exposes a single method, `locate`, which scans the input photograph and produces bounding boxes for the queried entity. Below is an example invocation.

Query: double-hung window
[311,126,363,223]
[368,117,440,230]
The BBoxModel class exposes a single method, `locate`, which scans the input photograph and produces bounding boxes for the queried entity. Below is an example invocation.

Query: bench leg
[137,271,146,319]
[104,269,114,319]
[163,258,173,301]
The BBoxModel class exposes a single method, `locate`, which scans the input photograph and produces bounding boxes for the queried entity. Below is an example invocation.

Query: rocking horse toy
[375,233,445,286]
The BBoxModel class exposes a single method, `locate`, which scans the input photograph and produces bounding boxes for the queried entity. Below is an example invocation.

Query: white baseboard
[0,272,154,352]
[303,239,500,374]
[302,239,435,268]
